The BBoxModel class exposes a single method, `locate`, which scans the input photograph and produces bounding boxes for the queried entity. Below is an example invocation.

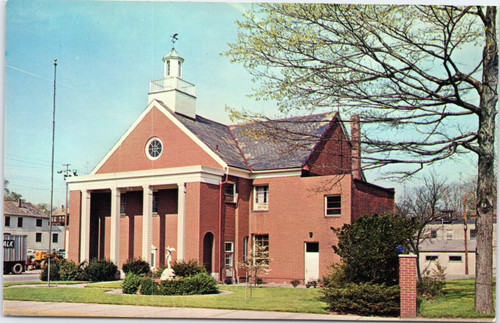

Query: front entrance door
[304,242,319,283]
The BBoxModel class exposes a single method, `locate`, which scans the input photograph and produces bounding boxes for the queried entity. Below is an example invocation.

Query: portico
[67,165,224,268]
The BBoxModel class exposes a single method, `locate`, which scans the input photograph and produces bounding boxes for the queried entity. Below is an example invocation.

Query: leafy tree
[332,213,417,286]
[226,4,497,312]
[3,179,24,202]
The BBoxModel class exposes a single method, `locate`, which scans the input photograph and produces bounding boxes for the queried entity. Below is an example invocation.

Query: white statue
[160,247,176,281]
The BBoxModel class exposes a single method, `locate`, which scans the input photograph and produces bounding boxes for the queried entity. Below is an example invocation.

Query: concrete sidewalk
[2,300,495,322]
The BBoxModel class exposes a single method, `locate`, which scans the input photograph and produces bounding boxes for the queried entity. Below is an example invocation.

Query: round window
[146,137,163,160]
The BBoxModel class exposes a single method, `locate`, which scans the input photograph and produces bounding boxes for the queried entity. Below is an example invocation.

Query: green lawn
[3,279,496,318]
[3,283,327,314]
[419,279,496,319]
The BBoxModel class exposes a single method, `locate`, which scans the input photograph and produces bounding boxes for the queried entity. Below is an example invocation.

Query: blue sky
[3,0,480,207]
[4,0,279,206]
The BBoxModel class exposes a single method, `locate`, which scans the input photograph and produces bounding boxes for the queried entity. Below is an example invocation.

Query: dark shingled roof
[157,101,337,171]
[4,199,49,219]
[229,113,336,170]
[158,101,249,170]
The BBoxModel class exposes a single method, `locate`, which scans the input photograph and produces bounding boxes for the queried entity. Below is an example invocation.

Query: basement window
[325,195,341,216]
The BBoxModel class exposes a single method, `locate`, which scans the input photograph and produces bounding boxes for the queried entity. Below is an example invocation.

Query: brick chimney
[350,115,362,180]
[18,198,22,208]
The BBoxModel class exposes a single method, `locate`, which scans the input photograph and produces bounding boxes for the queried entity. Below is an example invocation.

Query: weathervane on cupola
[171,33,179,49]
[147,33,197,119]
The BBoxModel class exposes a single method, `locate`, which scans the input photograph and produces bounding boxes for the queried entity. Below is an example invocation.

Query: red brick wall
[304,117,352,176]
[399,255,417,318]
[351,179,395,222]
[68,190,82,262]
[199,182,221,273]
[234,178,251,279]
[96,106,221,174]
[249,175,352,283]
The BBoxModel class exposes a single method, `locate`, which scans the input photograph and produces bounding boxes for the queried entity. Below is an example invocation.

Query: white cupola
[148,47,196,119]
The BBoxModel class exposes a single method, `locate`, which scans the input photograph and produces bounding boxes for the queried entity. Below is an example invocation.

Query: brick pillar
[399,254,417,318]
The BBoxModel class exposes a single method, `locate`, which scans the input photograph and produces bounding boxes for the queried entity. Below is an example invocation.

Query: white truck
[3,235,27,274]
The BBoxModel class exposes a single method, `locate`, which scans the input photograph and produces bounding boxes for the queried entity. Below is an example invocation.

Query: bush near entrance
[40,258,117,282]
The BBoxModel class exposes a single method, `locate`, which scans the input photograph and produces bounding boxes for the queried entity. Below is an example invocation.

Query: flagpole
[48,59,57,287]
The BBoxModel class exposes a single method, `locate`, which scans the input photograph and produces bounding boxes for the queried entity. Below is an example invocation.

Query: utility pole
[48,59,57,287]
[463,193,469,275]
[57,164,77,256]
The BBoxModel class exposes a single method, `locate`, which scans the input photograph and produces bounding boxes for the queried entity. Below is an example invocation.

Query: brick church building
[67,48,395,284]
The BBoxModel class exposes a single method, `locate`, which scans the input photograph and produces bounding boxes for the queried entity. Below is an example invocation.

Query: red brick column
[399,254,417,318]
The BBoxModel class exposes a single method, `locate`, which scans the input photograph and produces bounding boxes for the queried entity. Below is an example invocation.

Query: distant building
[66,48,395,284]
[4,199,65,252]
[419,219,497,278]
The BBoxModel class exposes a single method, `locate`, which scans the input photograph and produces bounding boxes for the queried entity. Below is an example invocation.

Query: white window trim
[324,194,342,217]
[253,185,269,211]
[224,241,234,268]
[145,137,163,161]
[224,182,237,203]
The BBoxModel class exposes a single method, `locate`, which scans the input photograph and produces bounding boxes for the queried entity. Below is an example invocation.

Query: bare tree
[225,4,497,312]
[397,174,449,281]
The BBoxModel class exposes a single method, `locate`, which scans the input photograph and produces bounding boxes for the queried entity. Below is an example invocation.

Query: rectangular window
[120,193,126,215]
[253,234,269,266]
[5,216,10,227]
[17,217,23,228]
[52,233,58,243]
[224,242,234,268]
[36,219,43,227]
[36,233,42,243]
[152,192,159,213]
[429,230,437,238]
[446,230,453,240]
[426,255,438,261]
[224,183,236,203]
[253,185,269,211]
[470,229,476,240]
[449,255,462,262]
[325,195,341,216]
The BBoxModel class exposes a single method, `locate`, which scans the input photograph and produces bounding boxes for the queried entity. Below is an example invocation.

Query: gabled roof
[4,199,49,219]
[162,100,338,171]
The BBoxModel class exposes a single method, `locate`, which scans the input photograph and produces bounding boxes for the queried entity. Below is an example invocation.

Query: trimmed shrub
[321,282,400,317]
[153,266,167,278]
[140,277,159,295]
[306,280,318,288]
[123,258,151,276]
[84,259,117,282]
[59,260,86,281]
[171,259,206,277]
[158,273,218,295]
[40,259,63,281]
[122,273,144,294]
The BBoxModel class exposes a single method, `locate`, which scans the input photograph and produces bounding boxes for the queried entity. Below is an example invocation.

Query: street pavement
[2,300,495,322]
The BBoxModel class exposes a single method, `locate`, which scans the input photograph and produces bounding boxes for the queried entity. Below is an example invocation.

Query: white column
[79,190,91,263]
[142,185,153,263]
[110,187,121,266]
[177,182,186,260]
